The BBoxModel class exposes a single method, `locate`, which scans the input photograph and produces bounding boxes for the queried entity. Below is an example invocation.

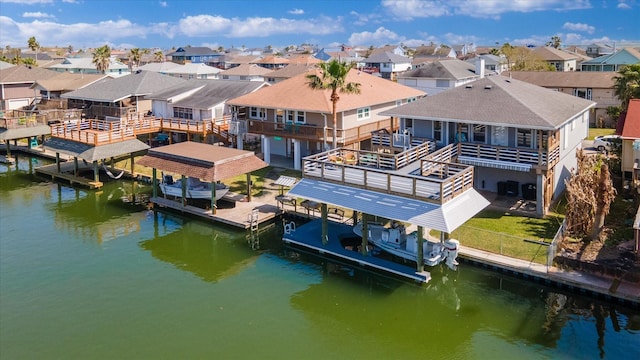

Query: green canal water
[1,156,639,359]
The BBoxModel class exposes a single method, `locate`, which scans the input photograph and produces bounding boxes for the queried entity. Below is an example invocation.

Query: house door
[491,126,508,146]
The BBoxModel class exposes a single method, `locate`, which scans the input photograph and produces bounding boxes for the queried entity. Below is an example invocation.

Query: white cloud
[382,0,592,20]
[349,11,382,26]
[562,22,595,34]
[348,26,404,46]
[617,1,631,9]
[288,8,304,15]
[178,15,231,36]
[227,15,342,38]
[62,0,79,3]
[22,11,54,18]
[159,1,167,7]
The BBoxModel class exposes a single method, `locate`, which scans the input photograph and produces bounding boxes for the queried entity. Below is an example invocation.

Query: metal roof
[43,138,150,162]
[287,178,490,233]
[0,125,51,141]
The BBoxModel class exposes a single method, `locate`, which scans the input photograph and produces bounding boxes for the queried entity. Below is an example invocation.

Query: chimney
[475,57,485,79]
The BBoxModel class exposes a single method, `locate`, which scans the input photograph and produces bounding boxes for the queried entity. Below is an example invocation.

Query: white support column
[237,134,244,150]
[293,139,301,171]
[261,135,271,164]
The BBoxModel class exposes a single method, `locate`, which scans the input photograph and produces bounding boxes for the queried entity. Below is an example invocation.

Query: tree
[546,36,562,49]
[92,44,111,74]
[564,150,616,241]
[613,63,640,110]
[27,36,40,66]
[153,50,165,62]
[306,60,361,149]
[129,48,142,69]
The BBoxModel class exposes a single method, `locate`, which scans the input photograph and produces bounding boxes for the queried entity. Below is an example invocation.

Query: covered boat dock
[38,137,150,189]
[137,141,279,229]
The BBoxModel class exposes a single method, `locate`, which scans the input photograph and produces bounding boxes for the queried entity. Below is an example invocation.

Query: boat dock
[283,218,431,283]
[149,194,280,229]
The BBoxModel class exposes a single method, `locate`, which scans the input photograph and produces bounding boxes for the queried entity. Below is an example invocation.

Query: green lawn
[588,128,616,140]
[431,209,565,264]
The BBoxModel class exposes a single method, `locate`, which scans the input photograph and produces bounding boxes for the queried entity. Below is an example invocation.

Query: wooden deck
[149,195,280,229]
[36,162,103,189]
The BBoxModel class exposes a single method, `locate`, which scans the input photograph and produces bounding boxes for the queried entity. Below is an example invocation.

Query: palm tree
[306,60,361,149]
[613,63,640,110]
[27,36,40,66]
[92,44,111,74]
[129,48,141,69]
[153,50,165,63]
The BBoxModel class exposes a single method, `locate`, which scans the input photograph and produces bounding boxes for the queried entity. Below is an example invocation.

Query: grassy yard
[588,127,616,140]
[431,209,565,265]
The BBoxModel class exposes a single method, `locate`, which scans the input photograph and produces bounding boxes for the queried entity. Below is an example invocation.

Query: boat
[352,221,460,271]
[159,175,230,200]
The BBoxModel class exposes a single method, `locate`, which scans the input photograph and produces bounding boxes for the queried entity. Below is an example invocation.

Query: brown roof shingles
[228,68,425,113]
[137,142,267,182]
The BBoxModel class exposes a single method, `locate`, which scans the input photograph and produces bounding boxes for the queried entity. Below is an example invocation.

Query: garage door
[8,99,29,110]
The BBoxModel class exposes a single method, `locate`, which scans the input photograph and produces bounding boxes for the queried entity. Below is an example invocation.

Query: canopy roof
[287,178,489,233]
[137,142,268,182]
[43,138,149,162]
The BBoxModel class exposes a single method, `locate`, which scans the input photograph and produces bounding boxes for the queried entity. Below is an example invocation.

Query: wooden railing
[457,142,559,169]
[301,146,474,205]
[49,116,162,146]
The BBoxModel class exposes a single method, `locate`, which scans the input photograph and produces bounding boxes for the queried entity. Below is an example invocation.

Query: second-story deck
[302,143,473,205]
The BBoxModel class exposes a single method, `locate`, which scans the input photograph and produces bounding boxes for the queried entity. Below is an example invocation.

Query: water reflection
[0,156,49,192]
[140,216,260,283]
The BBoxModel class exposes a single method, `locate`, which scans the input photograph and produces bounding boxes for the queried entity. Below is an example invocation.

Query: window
[286,110,294,123]
[249,107,264,119]
[357,107,370,120]
[574,88,592,100]
[296,111,305,123]
[517,128,533,148]
[433,121,442,142]
[173,107,193,120]
[222,75,229,80]
[276,109,284,123]
[472,124,486,143]
[436,79,450,88]
[407,97,417,103]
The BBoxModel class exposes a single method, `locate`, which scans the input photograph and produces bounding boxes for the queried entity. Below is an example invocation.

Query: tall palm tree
[92,44,111,74]
[613,63,640,110]
[27,36,39,66]
[153,50,165,63]
[129,48,141,69]
[306,60,361,149]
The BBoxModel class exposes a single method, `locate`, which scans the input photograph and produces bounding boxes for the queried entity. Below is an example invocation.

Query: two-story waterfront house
[380,76,596,217]
[227,68,425,170]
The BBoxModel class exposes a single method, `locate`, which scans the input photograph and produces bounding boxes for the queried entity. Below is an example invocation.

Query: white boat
[353,222,459,271]
[159,175,229,200]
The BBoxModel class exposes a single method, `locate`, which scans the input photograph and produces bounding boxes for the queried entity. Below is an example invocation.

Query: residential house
[219,54,261,69]
[62,70,186,119]
[585,43,616,58]
[227,68,425,169]
[619,99,640,182]
[0,61,15,70]
[363,51,412,80]
[218,64,271,81]
[148,79,268,143]
[397,59,481,95]
[166,47,223,67]
[285,54,323,65]
[315,48,364,66]
[163,63,220,80]
[251,55,290,70]
[46,56,130,77]
[413,45,458,62]
[30,72,105,109]
[0,64,58,111]
[505,71,619,126]
[137,61,183,74]
[369,45,406,57]
[380,75,596,217]
[580,48,640,72]
[464,54,508,75]
[264,64,317,84]
[530,46,580,71]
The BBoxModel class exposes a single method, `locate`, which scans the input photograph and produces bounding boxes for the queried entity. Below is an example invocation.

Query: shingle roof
[219,64,272,76]
[150,79,267,109]
[164,62,221,75]
[0,64,59,84]
[532,46,580,61]
[365,51,411,64]
[621,99,640,139]
[380,76,596,130]
[137,142,267,182]
[505,71,616,88]
[265,64,317,79]
[399,59,477,80]
[61,70,187,102]
[228,68,425,113]
[32,72,106,92]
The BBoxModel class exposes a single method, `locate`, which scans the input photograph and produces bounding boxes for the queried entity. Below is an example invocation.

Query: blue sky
[1,0,639,50]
